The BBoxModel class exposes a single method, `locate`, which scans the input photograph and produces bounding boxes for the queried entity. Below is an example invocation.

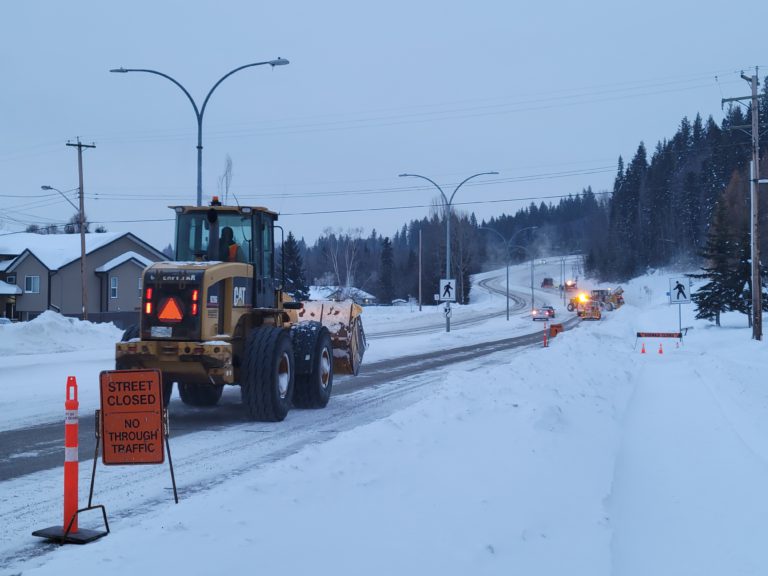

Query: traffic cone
[641,342,646,354]
[32,377,108,544]
[658,343,663,355]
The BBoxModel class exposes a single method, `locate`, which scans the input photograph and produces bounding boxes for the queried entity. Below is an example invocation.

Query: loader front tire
[178,382,223,407]
[241,327,295,422]
[293,328,333,409]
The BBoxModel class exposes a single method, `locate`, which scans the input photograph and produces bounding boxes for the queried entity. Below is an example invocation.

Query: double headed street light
[110,58,289,207]
[479,226,538,321]
[399,171,498,332]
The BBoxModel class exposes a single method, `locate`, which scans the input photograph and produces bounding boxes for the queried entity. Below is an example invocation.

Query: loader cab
[173,201,278,308]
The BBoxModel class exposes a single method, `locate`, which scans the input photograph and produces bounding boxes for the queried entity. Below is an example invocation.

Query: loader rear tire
[566,303,574,312]
[178,382,223,407]
[120,324,139,342]
[241,327,295,422]
[293,329,333,409]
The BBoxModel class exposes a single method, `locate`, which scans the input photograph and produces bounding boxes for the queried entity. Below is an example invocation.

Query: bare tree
[322,227,363,297]
[218,155,233,204]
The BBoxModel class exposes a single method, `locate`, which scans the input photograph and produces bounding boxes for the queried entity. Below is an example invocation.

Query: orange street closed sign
[100,369,164,465]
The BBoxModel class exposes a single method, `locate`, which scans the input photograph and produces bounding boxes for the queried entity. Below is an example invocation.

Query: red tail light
[144,287,154,315]
[191,289,199,316]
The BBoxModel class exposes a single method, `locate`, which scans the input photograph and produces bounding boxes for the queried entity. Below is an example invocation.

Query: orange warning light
[157,297,184,323]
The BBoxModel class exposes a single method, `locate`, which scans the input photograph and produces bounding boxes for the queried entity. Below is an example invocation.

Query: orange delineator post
[32,375,109,544]
[543,322,548,347]
[64,376,79,533]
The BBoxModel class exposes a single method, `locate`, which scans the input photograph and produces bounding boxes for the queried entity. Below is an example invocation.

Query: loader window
[175,214,210,261]
[175,212,253,263]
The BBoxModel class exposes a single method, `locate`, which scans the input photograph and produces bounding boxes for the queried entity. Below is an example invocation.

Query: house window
[5,275,15,285]
[110,277,119,299]
[24,276,40,294]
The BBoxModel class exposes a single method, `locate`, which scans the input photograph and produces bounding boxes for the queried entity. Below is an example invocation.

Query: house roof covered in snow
[0,233,163,271]
[0,280,21,295]
[95,251,154,273]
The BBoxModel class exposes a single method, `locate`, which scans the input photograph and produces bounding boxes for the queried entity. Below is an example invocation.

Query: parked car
[0,317,12,325]
[540,277,554,288]
[531,306,555,320]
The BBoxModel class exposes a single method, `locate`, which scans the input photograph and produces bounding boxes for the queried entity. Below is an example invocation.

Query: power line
[87,68,750,146]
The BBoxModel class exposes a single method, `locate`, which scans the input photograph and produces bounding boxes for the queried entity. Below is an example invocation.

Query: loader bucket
[293,300,367,375]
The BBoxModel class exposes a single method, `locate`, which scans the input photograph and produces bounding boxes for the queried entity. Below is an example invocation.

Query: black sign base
[32,504,110,545]
[32,525,107,545]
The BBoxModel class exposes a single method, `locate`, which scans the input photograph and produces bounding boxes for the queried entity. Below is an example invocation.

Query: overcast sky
[1,1,766,250]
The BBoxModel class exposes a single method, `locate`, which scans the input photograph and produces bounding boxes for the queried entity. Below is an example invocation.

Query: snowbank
[0,312,122,355]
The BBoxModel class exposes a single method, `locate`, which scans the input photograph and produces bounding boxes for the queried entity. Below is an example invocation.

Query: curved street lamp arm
[508,243,532,257]
[200,60,286,119]
[399,173,448,206]
[508,225,538,246]
[477,226,512,261]
[110,68,201,120]
[41,185,79,212]
[448,171,499,205]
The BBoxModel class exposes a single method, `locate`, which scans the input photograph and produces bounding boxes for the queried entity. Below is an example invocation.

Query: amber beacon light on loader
[115,198,367,422]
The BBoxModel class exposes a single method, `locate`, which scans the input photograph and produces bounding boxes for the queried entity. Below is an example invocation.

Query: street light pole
[110,58,289,207]
[509,244,536,311]
[399,171,498,333]
[479,227,511,320]
[478,226,538,320]
[42,184,87,319]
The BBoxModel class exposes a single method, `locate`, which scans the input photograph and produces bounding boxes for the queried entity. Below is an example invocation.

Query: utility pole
[66,138,96,321]
[723,69,762,340]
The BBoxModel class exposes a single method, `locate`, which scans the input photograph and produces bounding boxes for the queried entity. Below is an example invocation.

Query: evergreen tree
[688,203,734,326]
[378,237,394,304]
[729,232,752,326]
[281,231,310,300]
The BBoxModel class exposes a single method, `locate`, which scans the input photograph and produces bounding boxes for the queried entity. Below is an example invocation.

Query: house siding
[54,236,161,315]
[12,255,49,318]
[103,260,144,312]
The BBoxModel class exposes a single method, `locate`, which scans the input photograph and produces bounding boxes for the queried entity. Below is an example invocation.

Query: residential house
[0,232,166,326]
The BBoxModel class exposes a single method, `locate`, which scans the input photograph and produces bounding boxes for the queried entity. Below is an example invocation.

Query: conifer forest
[279,79,768,313]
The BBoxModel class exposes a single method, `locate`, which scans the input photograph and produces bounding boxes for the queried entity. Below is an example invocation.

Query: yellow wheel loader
[115,198,366,421]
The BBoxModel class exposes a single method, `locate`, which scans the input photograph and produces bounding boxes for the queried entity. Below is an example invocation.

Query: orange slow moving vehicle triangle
[158,297,184,322]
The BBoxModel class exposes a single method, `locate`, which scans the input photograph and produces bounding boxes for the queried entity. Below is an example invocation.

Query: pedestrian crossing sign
[439,279,456,302]
[669,277,691,304]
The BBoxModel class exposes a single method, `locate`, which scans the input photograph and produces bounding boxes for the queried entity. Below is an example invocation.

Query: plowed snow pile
[0,312,122,355]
